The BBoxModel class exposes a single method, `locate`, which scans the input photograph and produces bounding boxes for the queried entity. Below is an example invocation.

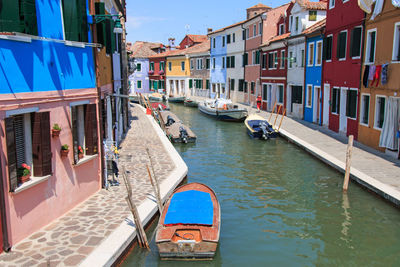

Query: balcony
[158,70,165,75]
[148,70,154,75]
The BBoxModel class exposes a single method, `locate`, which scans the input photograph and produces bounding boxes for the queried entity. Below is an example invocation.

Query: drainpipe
[356,15,367,140]
[0,161,11,252]
[241,24,246,104]
[302,36,306,120]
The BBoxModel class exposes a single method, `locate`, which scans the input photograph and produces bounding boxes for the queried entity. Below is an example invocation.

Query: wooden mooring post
[343,135,354,192]
[121,166,150,249]
[146,148,163,214]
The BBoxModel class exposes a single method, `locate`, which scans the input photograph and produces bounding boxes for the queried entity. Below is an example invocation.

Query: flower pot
[18,175,31,184]
[78,153,84,159]
[61,149,69,157]
[52,129,61,137]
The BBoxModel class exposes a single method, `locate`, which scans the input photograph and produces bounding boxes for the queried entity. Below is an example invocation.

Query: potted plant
[52,123,61,137]
[61,144,69,157]
[78,146,84,159]
[17,163,31,184]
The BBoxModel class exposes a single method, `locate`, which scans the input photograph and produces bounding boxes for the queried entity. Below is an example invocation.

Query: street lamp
[92,14,123,33]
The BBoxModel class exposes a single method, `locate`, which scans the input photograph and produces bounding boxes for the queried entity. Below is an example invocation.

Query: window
[274,51,278,68]
[63,0,88,42]
[150,62,154,71]
[290,16,293,31]
[306,85,313,107]
[5,112,52,191]
[243,53,248,66]
[136,63,142,72]
[295,17,299,32]
[233,33,235,43]
[329,0,335,9]
[259,22,262,35]
[253,24,257,36]
[375,96,386,129]
[239,79,244,92]
[242,29,246,40]
[251,82,255,94]
[222,36,225,47]
[158,80,164,89]
[365,29,376,64]
[346,89,357,119]
[262,84,268,101]
[206,58,210,69]
[244,81,248,93]
[168,62,172,71]
[262,53,267,69]
[331,87,340,114]
[268,52,274,69]
[289,51,293,68]
[213,38,216,48]
[350,27,362,58]
[189,79,193,89]
[230,56,235,68]
[278,85,284,104]
[324,35,333,61]
[361,94,370,125]
[308,43,315,66]
[222,56,225,68]
[206,79,210,89]
[230,79,235,91]
[160,61,165,71]
[280,50,285,69]
[0,0,38,35]
[181,61,185,71]
[213,57,216,68]
[190,60,194,70]
[71,104,98,164]
[309,11,317,21]
[337,31,347,60]
[246,27,249,39]
[137,80,142,89]
[227,34,231,44]
[301,49,305,67]
[316,41,322,66]
[279,24,285,35]
[196,58,203,70]
[255,51,260,65]
[392,22,400,61]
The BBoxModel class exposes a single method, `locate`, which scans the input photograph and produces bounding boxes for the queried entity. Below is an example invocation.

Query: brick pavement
[0,104,175,266]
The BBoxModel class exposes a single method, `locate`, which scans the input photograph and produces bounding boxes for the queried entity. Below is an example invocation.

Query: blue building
[208,30,227,99]
[304,19,326,124]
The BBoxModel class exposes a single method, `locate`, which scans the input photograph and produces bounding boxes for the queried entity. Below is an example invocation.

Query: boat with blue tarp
[156,183,220,260]
[244,114,279,140]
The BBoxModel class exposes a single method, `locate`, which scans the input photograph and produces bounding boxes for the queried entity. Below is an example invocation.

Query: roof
[261,32,291,47]
[262,3,291,41]
[247,3,271,9]
[148,48,181,59]
[208,20,247,35]
[302,18,326,35]
[296,0,327,10]
[186,34,208,43]
[129,41,164,58]
[185,40,210,55]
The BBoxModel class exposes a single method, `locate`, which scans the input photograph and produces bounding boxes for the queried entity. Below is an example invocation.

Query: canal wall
[80,105,188,266]
[192,96,400,206]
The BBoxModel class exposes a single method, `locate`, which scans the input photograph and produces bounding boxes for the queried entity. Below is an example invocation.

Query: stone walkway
[0,104,175,266]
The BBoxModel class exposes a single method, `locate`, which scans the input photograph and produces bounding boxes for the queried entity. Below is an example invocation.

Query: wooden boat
[184,98,199,107]
[156,183,220,260]
[149,93,164,102]
[198,99,248,122]
[244,114,279,140]
[168,96,185,103]
[129,95,140,103]
[159,111,196,143]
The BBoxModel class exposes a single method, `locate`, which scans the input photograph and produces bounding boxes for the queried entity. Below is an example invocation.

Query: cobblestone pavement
[0,104,175,267]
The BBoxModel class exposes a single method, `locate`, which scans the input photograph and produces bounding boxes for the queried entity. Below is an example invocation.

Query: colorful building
[287,0,326,119]
[209,28,228,98]
[304,19,326,124]
[0,0,101,248]
[259,3,291,113]
[323,0,364,137]
[358,0,400,157]
[148,52,167,95]
[166,50,191,97]
[179,34,207,49]
[187,40,211,97]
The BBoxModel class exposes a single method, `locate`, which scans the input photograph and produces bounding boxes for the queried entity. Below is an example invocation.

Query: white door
[267,84,273,111]
[287,85,292,113]
[339,87,347,133]
[323,84,330,126]
[313,86,321,123]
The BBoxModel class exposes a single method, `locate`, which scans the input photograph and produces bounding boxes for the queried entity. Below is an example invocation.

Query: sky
[125,0,290,45]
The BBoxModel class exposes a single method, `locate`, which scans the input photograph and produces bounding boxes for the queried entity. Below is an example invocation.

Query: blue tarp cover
[164,190,214,226]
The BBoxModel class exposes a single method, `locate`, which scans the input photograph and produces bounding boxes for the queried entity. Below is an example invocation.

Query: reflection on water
[122,104,400,266]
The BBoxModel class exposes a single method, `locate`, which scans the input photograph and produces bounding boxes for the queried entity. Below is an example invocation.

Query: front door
[323,84,330,126]
[291,86,303,112]
[339,87,347,133]
[313,86,321,124]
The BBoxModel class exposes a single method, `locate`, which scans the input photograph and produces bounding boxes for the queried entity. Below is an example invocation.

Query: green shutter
[0,1,20,32]
[95,2,106,45]
[77,0,88,42]
[62,0,87,42]
[105,19,115,54]
[189,79,192,88]
[19,0,38,35]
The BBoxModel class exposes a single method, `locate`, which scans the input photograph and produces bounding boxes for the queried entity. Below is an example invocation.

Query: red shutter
[85,104,98,155]
[71,106,79,164]
[5,118,18,192]
[32,112,52,176]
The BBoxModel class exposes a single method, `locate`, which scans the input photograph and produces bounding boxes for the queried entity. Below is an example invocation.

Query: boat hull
[184,100,198,107]
[168,97,185,103]
[158,240,218,260]
[198,103,247,122]
[244,114,279,139]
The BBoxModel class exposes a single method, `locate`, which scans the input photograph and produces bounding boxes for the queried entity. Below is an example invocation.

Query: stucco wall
[131,58,149,94]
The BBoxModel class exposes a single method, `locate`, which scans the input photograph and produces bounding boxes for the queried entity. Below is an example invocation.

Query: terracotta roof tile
[302,18,326,35]
[187,34,208,43]
[247,3,271,9]
[185,40,210,55]
[296,0,327,10]
[208,20,247,35]
[129,41,164,58]
[261,32,291,47]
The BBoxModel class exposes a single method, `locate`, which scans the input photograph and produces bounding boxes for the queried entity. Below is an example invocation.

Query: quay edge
[79,105,188,267]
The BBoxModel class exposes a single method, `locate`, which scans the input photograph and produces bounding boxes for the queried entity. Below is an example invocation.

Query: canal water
[122,103,400,266]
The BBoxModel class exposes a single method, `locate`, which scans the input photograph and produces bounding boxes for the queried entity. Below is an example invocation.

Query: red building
[179,35,208,49]
[148,53,168,93]
[323,0,364,138]
[259,3,292,113]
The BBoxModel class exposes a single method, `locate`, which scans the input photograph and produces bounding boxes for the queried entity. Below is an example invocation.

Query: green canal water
[122,103,400,266]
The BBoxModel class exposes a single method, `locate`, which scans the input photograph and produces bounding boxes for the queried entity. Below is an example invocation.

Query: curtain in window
[379,98,400,150]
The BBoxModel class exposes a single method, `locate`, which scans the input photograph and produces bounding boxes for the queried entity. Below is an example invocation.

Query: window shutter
[336,34,341,59]
[77,0,88,42]
[19,0,38,35]
[62,0,79,41]
[105,19,114,54]
[351,28,361,57]
[322,37,327,60]
[85,104,98,156]
[0,0,20,32]
[32,112,52,177]
[95,2,106,45]
[71,106,79,164]
[5,117,18,192]
[369,31,376,63]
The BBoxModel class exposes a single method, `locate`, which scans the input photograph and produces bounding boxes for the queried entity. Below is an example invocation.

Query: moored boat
[159,111,196,143]
[129,95,140,103]
[198,99,248,122]
[168,96,185,103]
[184,98,199,107]
[156,183,220,260]
[150,102,169,111]
[244,114,279,140]
[149,92,164,102]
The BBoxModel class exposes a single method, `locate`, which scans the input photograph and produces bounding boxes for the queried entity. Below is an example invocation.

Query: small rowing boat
[184,98,198,107]
[198,98,248,122]
[156,183,220,260]
[244,114,278,140]
[149,93,164,102]
[159,111,196,143]
[168,96,185,103]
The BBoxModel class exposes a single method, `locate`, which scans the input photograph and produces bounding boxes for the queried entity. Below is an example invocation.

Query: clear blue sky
[125,0,290,45]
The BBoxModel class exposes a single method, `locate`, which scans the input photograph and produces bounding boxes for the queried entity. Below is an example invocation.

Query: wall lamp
[91,14,123,34]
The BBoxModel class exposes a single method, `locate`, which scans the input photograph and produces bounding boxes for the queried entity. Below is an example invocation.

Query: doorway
[323,84,330,126]
[313,86,321,124]
[339,87,347,133]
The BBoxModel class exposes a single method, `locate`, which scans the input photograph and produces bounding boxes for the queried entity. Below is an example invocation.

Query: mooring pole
[273,105,282,127]
[343,135,354,192]
[269,101,277,121]
[277,109,286,131]
[146,148,163,213]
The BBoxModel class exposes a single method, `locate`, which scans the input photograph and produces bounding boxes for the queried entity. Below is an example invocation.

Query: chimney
[168,38,176,50]
[207,28,213,34]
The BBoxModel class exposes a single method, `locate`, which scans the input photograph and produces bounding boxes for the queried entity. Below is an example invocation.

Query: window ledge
[391,60,400,64]
[373,126,383,131]
[13,175,52,194]
[0,34,32,43]
[74,154,98,167]
[360,122,369,127]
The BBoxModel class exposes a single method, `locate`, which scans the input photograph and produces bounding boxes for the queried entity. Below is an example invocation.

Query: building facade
[166,52,190,97]
[187,41,211,97]
[209,31,227,99]
[358,0,400,157]
[148,55,167,94]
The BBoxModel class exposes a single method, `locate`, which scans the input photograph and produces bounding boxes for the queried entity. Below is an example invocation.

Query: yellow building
[166,51,190,97]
